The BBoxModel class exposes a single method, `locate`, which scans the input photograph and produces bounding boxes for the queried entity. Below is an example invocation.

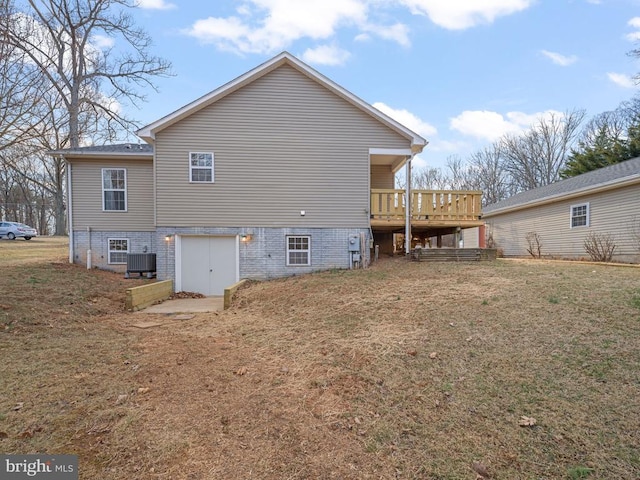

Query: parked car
[0,221,38,240]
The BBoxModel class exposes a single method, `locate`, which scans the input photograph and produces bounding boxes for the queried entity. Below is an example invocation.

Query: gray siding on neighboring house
[486,183,640,262]
[71,158,154,231]
[371,165,395,189]
[462,227,480,248]
[153,64,411,228]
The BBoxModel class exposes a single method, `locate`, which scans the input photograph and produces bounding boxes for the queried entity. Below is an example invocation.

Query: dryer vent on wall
[126,253,157,279]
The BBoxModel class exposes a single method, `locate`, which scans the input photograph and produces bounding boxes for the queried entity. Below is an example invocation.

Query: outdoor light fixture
[164,234,173,242]
[240,234,252,242]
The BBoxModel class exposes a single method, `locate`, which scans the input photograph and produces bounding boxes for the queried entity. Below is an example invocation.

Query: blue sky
[127,0,640,170]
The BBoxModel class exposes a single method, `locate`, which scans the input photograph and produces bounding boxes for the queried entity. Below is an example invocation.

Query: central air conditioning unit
[125,253,157,278]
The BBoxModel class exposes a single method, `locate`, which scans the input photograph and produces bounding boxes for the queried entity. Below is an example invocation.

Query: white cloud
[137,0,176,10]
[450,109,563,142]
[184,0,369,54]
[628,17,640,29]
[373,102,437,138]
[626,32,640,42]
[301,45,351,66]
[396,0,533,30]
[607,72,635,89]
[541,50,577,66]
[91,35,115,50]
[184,1,534,57]
[627,17,640,42]
[361,22,411,47]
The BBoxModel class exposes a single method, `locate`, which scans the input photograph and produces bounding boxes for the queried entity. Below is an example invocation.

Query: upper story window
[102,168,127,211]
[190,152,214,183]
[570,203,589,228]
[286,235,311,266]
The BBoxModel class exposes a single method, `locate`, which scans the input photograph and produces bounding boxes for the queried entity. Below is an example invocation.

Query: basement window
[108,238,129,264]
[286,236,310,266]
[570,203,589,228]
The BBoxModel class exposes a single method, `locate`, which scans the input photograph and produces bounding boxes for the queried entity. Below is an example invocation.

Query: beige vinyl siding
[486,183,640,261]
[154,64,411,228]
[71,158,154,231]
[463,227,480,248]
[371,165,395,189]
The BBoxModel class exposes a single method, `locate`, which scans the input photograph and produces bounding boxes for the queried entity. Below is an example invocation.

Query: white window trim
[570,202,590,228]
[189,152,214,183]
[102,168,127,212]
[286,235,311,266]
[108,238,129,264]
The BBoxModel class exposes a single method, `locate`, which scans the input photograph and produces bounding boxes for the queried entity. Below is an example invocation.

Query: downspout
[405,154,413,255]
[66,159,74,264]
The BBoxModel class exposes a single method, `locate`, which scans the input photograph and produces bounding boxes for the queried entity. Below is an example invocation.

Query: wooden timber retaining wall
[125,280,173,311]
[411,248,497,262]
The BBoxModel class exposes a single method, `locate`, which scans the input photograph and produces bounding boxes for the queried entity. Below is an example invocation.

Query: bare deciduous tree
[0,0,171,233]
[467,143,514,205]
[0,0,46,151]
[3,0,172,148]
[500,109,586,191]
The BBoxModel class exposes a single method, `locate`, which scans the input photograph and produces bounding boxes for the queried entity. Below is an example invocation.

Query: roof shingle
[484,157,640,215]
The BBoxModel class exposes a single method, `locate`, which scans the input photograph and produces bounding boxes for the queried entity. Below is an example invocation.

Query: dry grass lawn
[1,237,639,479]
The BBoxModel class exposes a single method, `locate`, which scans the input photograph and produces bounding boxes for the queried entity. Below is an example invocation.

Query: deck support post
[405,155,412,255]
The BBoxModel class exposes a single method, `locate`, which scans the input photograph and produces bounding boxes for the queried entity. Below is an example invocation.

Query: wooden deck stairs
[411,248,497,262]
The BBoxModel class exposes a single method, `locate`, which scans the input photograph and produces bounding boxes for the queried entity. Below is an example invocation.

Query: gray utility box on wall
[348,235,361,252]
[125,253,157,279]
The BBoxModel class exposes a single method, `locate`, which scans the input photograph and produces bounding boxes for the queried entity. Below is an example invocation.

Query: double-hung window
[190,152,214,183]
[286,236,311,266]
[108,238,129,264]
[570,203,589,228]
[102,168,127,211]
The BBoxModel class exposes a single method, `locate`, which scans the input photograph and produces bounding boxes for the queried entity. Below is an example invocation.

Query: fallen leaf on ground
[407,349,417,356]
[0,431,8,439]
[137,387,150,394]
[13,402,24,411]
[429,352,438,359]
[116,394,129,405]
[519,415,537,427]
[235,366,248,376]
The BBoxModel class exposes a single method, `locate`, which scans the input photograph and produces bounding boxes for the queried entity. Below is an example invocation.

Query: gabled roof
[136,51,427,152]
[483,156,640,216]
[50,143,153,159]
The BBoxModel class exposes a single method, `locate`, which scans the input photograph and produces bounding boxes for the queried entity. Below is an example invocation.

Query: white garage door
[180,236,238,296]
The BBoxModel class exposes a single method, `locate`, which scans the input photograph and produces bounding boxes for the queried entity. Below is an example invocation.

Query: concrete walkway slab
[139,296,224,314]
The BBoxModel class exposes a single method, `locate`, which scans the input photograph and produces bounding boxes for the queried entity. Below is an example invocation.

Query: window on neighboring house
[571,203,589,228]
[108,238,129,264]
[286,236,311,266]
[190,152,214,182]
[102,168,127,211]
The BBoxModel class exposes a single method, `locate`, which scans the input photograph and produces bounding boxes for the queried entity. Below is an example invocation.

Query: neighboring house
[482,157,640,263]
[53,52,482,296]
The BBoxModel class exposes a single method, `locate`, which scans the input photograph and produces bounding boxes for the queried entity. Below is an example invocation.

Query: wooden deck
[370,189,484,231]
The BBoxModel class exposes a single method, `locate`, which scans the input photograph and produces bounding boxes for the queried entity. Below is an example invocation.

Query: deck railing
[370,189,483,222]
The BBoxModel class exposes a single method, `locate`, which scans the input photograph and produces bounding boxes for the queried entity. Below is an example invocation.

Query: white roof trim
[137,52,427,151]
[51,151,153,160]
[369,148,413,156]
[483,174,640,217]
